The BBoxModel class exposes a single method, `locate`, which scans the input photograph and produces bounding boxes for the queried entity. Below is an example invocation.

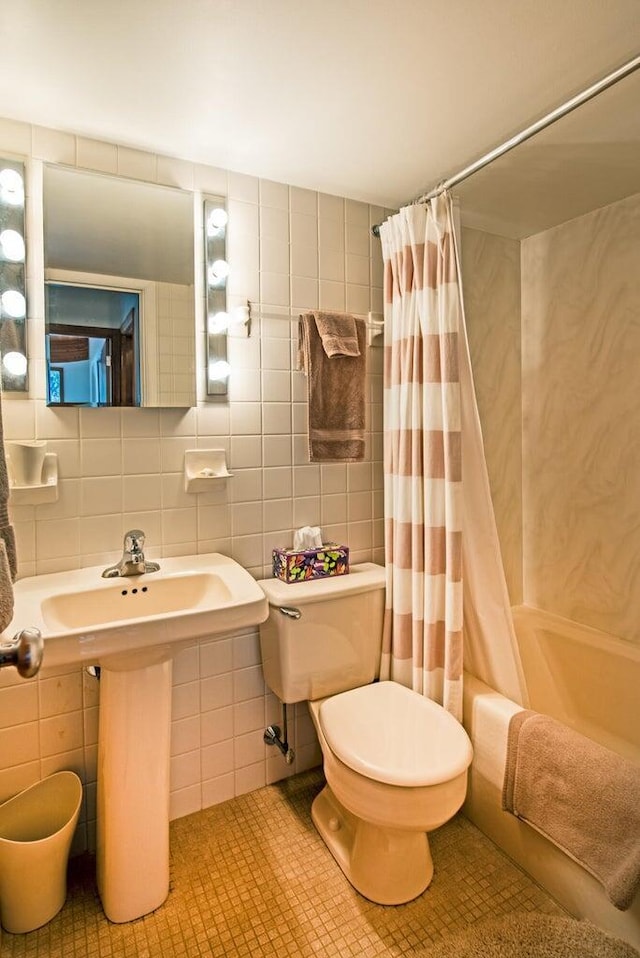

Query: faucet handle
[124,529,145,553]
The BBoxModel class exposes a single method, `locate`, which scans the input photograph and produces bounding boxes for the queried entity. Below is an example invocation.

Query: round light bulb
[0,229,25,262]
[207,259,230,286]
[0,168,24,207]
[207,208,228,236]
[208,359,231,382]
[1,289,26,318]
[233,305,250,326]
[2,351,27,376]
[208,311,230,334]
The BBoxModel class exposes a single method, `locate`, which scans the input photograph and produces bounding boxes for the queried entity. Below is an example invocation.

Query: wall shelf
[8,451,59,505]
[184,449,232,493]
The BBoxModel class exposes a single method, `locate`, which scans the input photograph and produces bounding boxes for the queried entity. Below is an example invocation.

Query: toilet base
[311,785,433,905]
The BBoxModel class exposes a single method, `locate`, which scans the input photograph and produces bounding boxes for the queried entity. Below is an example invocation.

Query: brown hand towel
[0,387,16,631]
[298,313,366,462]
[313,311,361,358]
[503,709,640,910]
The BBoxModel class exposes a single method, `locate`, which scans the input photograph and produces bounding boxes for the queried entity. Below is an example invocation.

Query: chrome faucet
[102,529,160,578]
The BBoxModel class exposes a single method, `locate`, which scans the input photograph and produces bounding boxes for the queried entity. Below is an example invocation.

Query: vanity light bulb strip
[204,195,230,397]
[0,158,28,391]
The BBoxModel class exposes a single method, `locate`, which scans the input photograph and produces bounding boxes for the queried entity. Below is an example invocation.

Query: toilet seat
[318,681,473,787]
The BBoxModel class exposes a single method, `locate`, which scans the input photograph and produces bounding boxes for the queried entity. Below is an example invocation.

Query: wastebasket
[0,771,82,933]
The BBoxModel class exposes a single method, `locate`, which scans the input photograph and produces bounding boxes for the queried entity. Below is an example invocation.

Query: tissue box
[272,543,349,583]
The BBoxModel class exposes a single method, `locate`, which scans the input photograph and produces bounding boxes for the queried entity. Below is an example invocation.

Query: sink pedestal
[96,660,173,923]
[10,553,269,923]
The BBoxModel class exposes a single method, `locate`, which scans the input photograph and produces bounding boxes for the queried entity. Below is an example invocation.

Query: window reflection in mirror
[45,283,140,406]
[43,165,196,407]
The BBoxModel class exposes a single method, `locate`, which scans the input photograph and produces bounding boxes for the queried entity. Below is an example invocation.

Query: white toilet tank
[257,563,385,703]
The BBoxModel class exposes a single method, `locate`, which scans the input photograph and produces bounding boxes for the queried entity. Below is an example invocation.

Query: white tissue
[293,526,323,550]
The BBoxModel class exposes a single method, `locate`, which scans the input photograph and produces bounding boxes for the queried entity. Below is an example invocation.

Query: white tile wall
[0,116,390,847]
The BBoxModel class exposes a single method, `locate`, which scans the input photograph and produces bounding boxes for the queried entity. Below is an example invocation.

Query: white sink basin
[41,571,231,630]
[10,553,268,670]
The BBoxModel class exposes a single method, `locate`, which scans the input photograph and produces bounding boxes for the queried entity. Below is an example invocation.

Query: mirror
[43,165,196,407]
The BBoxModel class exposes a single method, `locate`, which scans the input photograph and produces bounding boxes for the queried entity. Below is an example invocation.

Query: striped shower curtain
[379,194,464,720]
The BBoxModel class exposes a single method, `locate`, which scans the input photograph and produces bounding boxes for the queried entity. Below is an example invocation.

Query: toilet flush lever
[279,606,301,620]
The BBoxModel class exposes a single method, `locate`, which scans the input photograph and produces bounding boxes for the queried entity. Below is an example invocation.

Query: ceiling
[1,1,640,235]
[455,65,640,237]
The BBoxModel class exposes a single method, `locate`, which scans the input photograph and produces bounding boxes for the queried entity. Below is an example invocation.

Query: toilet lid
[319,681,473,787]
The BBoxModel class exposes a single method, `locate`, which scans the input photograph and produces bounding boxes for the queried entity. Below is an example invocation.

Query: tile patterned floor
[1,770,563,957]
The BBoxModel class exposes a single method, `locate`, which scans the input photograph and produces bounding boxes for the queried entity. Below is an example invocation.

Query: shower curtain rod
[371,52,640,237]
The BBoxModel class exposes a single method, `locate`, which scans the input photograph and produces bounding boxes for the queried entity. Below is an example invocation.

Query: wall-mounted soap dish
[184,449,232,493]
[7,441,59,505]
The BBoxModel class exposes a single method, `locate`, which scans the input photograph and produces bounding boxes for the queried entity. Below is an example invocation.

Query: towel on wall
[313,311,361,358]
[503,709,640,910]
[0,385,16,632]
[298,312,366,462]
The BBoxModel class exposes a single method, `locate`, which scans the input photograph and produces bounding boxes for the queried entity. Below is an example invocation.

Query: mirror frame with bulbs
[0,165,240,402]
[0,157,28,390]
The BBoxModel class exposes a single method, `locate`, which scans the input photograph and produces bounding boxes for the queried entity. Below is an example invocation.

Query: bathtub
[462,604,640,950]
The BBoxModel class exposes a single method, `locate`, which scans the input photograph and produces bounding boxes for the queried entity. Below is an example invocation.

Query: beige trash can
[0,771,82,933]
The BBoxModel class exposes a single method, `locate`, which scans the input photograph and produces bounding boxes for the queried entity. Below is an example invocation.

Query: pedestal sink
[9,554,268,923]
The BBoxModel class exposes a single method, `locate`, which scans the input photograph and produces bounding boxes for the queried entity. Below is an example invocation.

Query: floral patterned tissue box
[272,544,349,583]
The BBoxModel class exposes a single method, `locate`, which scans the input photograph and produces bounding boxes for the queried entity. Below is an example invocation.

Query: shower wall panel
[521,192,640,644]
[461,227,523,604]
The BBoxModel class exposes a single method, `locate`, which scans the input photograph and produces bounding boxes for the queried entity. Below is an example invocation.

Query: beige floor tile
[0,769,562,956]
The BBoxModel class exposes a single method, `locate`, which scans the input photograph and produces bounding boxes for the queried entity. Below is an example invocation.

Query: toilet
[257,563,473,905]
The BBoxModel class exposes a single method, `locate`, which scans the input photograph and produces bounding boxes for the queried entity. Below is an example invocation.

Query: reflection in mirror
[0,157,28,391]
[43,165,196,407]
[46,284,140,405]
